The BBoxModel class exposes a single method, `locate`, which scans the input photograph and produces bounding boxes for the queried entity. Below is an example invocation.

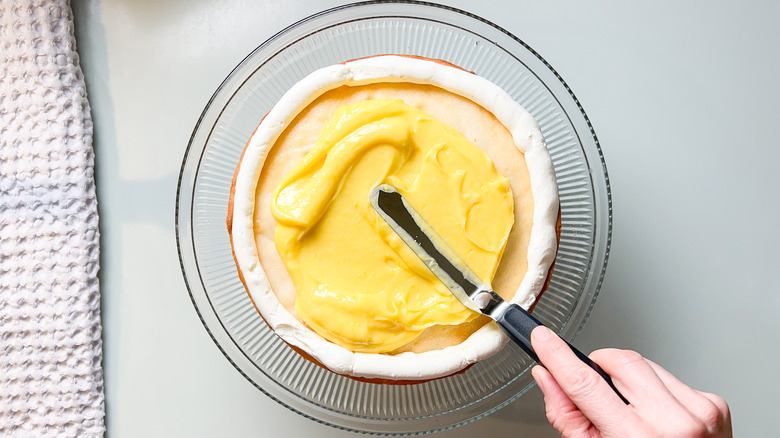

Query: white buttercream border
[231,55,559,380]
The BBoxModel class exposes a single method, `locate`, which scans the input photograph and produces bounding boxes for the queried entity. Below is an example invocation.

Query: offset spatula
[370,184,628,404]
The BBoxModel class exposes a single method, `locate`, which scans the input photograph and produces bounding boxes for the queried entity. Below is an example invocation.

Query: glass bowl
[176,1,611,435]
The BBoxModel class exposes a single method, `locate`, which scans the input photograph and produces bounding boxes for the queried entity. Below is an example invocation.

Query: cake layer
[229,55,559,380]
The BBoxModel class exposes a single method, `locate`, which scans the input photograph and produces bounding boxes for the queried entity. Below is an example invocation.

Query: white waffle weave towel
[0,1,105,436]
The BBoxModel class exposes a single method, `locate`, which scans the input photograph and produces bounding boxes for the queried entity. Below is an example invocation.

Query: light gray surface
[72,1,779,436]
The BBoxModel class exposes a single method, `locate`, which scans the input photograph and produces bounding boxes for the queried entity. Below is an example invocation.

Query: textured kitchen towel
[0,0,104,436]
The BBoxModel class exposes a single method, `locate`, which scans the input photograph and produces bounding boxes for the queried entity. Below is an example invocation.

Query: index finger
[531,326,637,431]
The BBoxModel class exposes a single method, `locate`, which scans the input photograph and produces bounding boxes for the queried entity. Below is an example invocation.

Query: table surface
[72,1,779,436]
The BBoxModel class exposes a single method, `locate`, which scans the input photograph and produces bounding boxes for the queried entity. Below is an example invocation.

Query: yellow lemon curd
[270,99,514,353]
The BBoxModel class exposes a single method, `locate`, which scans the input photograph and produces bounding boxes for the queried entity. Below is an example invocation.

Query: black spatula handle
[496,303,629,404]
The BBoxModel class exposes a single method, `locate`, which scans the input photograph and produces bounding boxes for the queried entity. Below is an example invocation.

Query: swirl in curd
[271,99,514,353]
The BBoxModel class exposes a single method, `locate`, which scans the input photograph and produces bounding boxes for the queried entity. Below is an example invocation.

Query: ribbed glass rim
[175,1,612,435]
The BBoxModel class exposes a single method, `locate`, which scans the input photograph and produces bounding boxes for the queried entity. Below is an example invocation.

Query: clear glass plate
[175,1,611,435]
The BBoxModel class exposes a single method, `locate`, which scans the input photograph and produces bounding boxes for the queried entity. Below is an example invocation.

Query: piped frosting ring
[230,55,558,380]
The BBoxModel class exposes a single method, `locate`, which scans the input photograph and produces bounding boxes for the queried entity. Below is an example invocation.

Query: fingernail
[532,325,552,342]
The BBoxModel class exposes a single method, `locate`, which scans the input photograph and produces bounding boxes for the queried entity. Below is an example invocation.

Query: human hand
[530,326,732,437]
